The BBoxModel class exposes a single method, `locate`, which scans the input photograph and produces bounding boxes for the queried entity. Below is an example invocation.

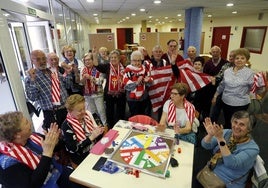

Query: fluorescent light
[153,0,162,4]
[232,11,237,14]
[226,3,234,7]
[140,8,146,12]
[87,0,95,2]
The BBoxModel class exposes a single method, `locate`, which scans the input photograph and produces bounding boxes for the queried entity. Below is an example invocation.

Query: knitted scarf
[82,66,101,95]
[108,62,125,95]
[167,99,195,125]
[123,64,146,99]
[66,111,96,142]
[0,134,42,170]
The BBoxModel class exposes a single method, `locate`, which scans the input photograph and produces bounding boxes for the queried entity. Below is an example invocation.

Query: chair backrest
[128,115,158,126]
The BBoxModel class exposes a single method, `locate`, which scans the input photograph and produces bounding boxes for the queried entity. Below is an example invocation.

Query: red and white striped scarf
[51,72,60,104]
[0,134,42,170]
[66,112,96,142]
[251,72,266,94]
[82,66,100,95]
[108,63,125,95]
[123,64,146,99]
[167,99,195,125]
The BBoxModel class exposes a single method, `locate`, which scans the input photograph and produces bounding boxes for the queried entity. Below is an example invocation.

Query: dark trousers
[105,94,126,129]
[210,94,223,123]
[222,102,249,129]
[43,108,67,130]
[127,100,147,117]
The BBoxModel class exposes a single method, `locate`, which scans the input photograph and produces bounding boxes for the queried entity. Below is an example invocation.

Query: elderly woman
[61,45,84,95]
[123,50,153,117]
[212,48,254,129]
[158,82,197,145]
[200,111,259,188]
[93,49,126,129]
[61,94,104,168]
[0,111,83,188]
[81,53,107,126]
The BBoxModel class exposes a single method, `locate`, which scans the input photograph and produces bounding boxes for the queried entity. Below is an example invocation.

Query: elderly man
[161,39,184,65]
[200,46,228,120]
[150,45,167,68]
[25,50,72,130]
[186,46,197,64]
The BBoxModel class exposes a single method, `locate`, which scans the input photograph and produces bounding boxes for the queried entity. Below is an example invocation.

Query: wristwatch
[219,141,226,146]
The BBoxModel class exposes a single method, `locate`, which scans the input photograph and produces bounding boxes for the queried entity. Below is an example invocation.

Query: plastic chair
[128,115,158,126]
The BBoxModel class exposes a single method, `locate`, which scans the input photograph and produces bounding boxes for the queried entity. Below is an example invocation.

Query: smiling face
[64,47,75,61]
[131,52,143,68]
[193,61,203,71]
[231,117,250,139]
[69,101,86,121]
[31,50,47,70]
[83,54,93,68]
[187,46,196,60]
[109,51,120,66]
[47,53,59,68]
[170,89,184,104]
[234,54,247,69]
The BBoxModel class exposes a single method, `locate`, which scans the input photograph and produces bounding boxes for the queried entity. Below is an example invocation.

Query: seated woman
[0,111,84,188]
[157,82,197,145]
[201,111,259,187]
[61,94,104,168]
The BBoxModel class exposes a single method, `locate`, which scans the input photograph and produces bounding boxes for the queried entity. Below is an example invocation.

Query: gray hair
[130,50,142,60]
[231,111,252,131]
[152,45,163,52]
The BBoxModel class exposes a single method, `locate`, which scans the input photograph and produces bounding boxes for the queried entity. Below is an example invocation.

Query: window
[96,29,111,33]
[240,26,267,54]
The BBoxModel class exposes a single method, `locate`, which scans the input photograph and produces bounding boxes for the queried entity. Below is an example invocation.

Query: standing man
[200,46,228,120]
[161,39,184,65]
[25,50,72,130]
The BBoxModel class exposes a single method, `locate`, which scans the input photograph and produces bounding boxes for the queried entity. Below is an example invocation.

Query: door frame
[0,1,55,119]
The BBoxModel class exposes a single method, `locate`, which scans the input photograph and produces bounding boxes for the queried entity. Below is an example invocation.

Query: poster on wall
[107,34,113,42]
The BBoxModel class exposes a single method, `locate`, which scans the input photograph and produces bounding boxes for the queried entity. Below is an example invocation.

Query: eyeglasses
[169,45,177,48]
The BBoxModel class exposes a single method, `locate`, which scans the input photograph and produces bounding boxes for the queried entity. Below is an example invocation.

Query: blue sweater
[201,129,259,188]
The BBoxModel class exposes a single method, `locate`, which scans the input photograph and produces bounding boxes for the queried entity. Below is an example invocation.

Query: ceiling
[12,0,268,25]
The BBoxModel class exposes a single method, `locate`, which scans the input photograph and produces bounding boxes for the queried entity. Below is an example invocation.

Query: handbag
[196,165,225,188]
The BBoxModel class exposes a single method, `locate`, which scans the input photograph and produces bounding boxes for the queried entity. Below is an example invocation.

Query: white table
[70,120,194,188]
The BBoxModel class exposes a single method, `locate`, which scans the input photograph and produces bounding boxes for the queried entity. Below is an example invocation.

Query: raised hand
[28,68,37,81]
[41,123,61,157]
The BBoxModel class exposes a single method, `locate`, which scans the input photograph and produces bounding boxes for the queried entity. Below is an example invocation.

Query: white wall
[89,13,268,71]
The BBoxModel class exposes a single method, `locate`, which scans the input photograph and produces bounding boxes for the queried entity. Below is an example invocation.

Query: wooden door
[116,28,133,50]
[211,27,231,59]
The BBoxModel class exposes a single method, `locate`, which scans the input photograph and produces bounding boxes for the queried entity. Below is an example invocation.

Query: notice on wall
[107,35,113,42]
[141,34,146,41]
